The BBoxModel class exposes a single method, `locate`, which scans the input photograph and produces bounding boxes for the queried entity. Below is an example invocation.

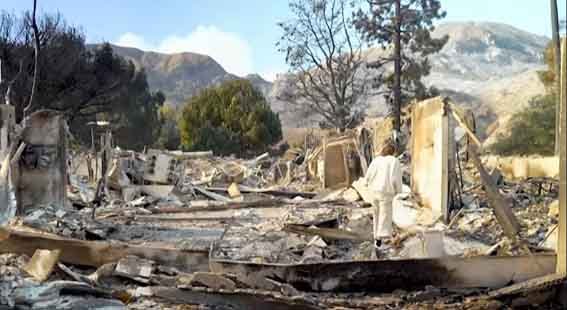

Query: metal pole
[551,0,561,155]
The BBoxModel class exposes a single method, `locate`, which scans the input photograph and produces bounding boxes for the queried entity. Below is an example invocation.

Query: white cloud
[113,26,254,77]
[115,32,151,51]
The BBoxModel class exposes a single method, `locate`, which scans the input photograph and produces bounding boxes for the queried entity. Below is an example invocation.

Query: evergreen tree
[353,0,447,131]
[490,95,556,156]
[156,104,181,150]
[179,79,282,156]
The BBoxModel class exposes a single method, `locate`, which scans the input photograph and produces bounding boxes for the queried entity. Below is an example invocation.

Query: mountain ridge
[269,21,548,128]
[100,21,549,141]
[90,44,272,105]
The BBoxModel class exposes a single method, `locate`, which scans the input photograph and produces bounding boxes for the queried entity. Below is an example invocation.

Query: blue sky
[2,0,565,80]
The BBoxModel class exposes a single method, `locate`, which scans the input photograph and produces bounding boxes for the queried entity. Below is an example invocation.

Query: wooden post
[92,127,98,182]
[322,137,327,188]
[341,142,350,186]
[551,0,562,155]
[558,38,567,275]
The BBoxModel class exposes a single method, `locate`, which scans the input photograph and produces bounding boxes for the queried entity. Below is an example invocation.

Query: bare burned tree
[5,60,23,106]
[277,0,370,131]
[24,0,40,120]
[0,12,21,106]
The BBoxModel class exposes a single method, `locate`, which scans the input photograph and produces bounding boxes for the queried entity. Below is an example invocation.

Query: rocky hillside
[244,73,273,96]
[105,22,549,140]
[430,22,547,83]
[428,22,548,108]
[105,44,272,105]
[427,22,548,139]
[270,22,549,136]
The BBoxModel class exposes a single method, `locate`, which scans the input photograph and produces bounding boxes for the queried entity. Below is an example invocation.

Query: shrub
[490,94,556,156]
[179,79,282,156]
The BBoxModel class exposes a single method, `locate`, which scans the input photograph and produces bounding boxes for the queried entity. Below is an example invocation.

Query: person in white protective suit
[363,141,402,248]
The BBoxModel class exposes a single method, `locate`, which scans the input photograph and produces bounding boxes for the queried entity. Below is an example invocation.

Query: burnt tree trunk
[393,0,402,135]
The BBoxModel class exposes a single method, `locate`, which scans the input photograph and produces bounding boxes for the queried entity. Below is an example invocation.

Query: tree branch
[24,0,40,119]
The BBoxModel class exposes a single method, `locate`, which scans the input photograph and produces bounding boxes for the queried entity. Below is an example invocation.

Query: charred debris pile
[0,97,565,309]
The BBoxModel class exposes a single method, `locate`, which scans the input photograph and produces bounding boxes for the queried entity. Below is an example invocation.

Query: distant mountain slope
[101,21,549,141]
[426,22,548,139]
[430,22,548,83]
[244,73,273,96]
[100,44,272,105]
[269,21,549,137]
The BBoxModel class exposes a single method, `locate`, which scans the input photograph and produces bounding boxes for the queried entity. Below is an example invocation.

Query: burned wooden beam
[283,224,371,241]
[447,102,522,240]
[149,198,285,214]
[163,150,213,159]
[142,286,323,310]
[449,103,482,147]
[193,186,231,202]
[0,227,208,272]
[210,254,556,292]
[488,273,566,300]
[144,198,353,215]
[468,144,522,240]
[205,186,317,199]
[132,215,255,223]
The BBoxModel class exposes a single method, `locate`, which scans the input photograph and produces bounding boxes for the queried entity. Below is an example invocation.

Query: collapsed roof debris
[0,96,566,309]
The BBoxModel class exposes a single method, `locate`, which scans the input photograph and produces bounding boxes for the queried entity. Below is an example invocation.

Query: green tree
[156,104,181,150]
[353,0,447,131]
[490,42,560,156]
[179,79,282,156]
[490,94,556,156]
[109,68,165,151]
